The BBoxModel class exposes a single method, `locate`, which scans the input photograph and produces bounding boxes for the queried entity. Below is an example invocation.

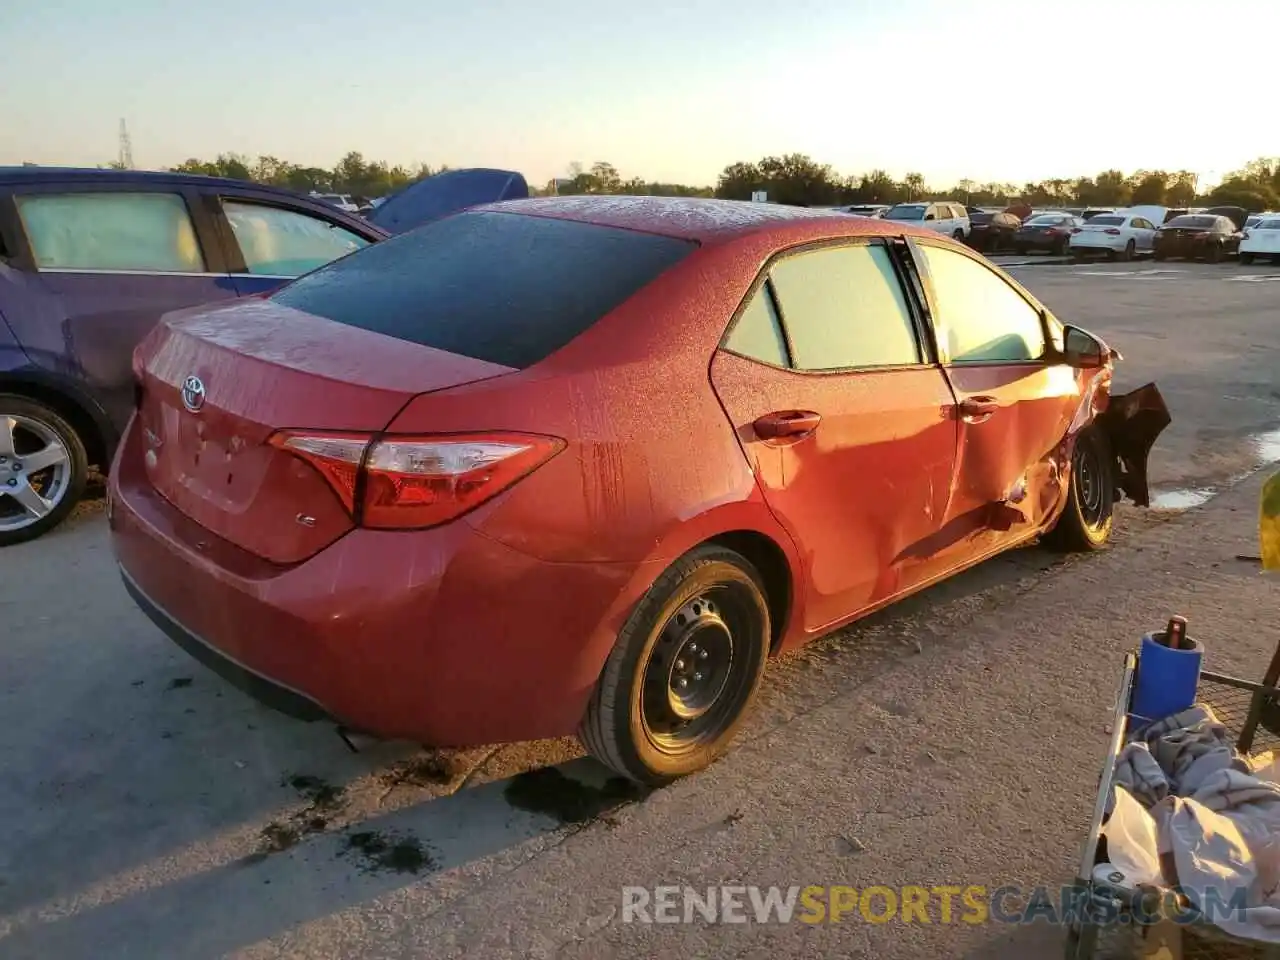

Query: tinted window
[885,205,926,221]
[1086,215,1124,226]
[970,213,994,225]
[224,201,369,277]
[16,192,205,272]
[919,245,1044,364]
[272,211,696,369]
[769,244,920,370]
[1258,219,1280,230]
[725,287,788,366]
[1166,215,1216,228]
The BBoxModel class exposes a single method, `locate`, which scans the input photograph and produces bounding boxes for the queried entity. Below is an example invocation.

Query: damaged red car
[109,197,1170,784]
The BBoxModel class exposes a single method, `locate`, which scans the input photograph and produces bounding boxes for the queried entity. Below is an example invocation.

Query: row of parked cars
[833,201,1280,264]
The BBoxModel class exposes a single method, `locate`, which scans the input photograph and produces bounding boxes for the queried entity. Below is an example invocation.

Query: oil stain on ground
[503,766,648,825]
[246,774,349,861]
[343,830,437,874]
[378,752,462,789]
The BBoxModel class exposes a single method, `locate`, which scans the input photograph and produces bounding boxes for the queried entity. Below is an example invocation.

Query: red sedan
[109,197,1170,784]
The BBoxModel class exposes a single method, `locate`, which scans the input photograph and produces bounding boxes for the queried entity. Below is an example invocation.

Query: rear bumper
[1068,235,1124,251]
[121,567,332,722]
[109,422,647,746]
[1153,240,1209,257]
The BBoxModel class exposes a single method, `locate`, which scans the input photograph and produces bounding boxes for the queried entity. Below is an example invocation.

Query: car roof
[0,165,299,197]
[469,195,934,243]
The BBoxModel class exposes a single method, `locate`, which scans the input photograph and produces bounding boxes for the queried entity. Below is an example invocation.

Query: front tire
[579,544,771,784]
[0,395,88,546]
[1044,427,1115,552]
[1240,252,1254,265]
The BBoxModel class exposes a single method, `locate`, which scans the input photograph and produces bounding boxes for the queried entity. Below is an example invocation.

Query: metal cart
[1065,649,1280,959]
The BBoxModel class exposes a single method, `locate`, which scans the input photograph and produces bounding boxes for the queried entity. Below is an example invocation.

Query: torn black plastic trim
[1096,382,1172,507]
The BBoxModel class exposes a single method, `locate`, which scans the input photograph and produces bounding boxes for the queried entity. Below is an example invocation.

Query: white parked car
[309,192,360,213]
[1239,216,1280,264]
[837,203,890,218]
[1068,212,1158,261]
[882,201,970,240]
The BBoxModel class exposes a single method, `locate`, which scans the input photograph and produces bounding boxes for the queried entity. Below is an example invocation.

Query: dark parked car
[111,196,1170,783]
[967,211,1021,253]
[0,166,528,544]
[1153,214,1242,262]
[1014,214,1082,255]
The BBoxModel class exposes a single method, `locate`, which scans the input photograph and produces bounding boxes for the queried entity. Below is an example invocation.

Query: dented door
[910,240,1083,558]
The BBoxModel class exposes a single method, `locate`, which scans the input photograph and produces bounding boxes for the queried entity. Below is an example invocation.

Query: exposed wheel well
[0,379,108,469]
[706,530,792,655]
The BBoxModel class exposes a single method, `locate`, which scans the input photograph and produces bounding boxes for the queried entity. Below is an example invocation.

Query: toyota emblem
[181,375,206,413]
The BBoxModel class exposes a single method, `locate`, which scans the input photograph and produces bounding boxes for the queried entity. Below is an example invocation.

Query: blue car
[0,166,528,544]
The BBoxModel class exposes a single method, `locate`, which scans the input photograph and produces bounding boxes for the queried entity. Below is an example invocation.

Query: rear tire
[1206,242,1222,263]
[1044,427,1115,553]
[0,395,88,547]
[1120,239,1135,262]
[579,545,771,785]
[953,229,965,241]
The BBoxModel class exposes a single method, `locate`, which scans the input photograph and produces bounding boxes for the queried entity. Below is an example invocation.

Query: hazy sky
[2,0,1275,188]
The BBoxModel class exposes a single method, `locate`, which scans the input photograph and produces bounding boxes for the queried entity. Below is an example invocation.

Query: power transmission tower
[118,119,133,170]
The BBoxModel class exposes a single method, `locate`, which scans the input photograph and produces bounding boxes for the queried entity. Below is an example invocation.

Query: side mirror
[1062,325,1108,368]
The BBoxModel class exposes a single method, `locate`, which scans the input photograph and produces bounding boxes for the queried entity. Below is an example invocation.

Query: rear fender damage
[1095,383,1172,507]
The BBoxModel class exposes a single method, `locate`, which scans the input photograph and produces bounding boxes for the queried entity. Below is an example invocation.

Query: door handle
[754,410,822,439]
[958,396,999,424]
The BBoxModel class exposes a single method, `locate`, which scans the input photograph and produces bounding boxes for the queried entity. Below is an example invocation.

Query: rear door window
[768,243,921,370]
[15,192,206,272]
[724,286,789,367]
[222,200,370,277]
[271,210,696,369]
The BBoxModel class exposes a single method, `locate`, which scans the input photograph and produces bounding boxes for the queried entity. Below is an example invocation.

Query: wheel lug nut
[676,678,688,689]
[694,672,703,682]
[675,659,686,671]
[5,479,16,487]
[689,643,699,654]
[698,649,708,660]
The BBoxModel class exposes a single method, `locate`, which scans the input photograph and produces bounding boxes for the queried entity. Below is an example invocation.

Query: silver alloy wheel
[0,414,72,532]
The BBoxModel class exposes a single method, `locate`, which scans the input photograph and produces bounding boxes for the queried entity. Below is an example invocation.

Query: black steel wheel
[1044,427,1115,552]
[579,544,771,784]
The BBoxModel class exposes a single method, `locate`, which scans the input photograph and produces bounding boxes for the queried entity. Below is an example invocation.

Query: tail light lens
[1104,228,1122,235]
[270,431,565,530]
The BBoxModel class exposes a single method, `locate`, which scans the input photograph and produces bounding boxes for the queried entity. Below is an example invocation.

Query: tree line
[711,155,1280,212]
[88,151,1280,212]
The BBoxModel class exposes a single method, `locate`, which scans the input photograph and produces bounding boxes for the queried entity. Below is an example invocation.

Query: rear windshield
[970,212,993,224]
[1166,215,1215,228]
[1027,215,1070,225]
[271,211,696,368]
[1087,215,1123,225]
[884,205,926,220]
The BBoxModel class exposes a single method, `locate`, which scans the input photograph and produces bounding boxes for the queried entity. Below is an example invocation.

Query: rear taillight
[270,430,565,530]
[1104,228,1121,235]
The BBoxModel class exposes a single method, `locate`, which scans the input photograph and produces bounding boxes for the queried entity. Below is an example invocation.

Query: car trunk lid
[133,299,516,563]
[366,168,529,235]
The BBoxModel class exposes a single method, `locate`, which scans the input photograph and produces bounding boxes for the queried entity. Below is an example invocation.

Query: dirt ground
[1,261,1278,958]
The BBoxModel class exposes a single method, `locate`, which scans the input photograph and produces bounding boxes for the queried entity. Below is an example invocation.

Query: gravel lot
[2,260,1279,958]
